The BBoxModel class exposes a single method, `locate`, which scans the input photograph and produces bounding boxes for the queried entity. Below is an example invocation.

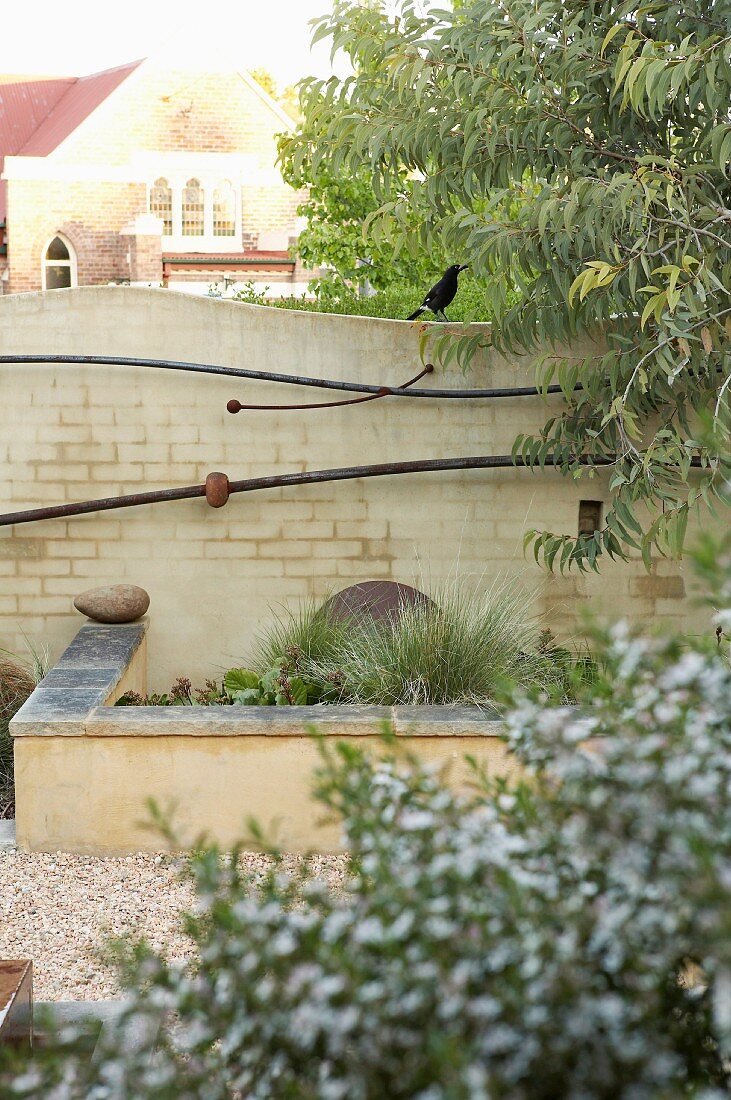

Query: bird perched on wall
[406,264,469,321]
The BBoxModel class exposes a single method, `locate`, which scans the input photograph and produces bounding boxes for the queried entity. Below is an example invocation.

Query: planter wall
[11,621,514,854]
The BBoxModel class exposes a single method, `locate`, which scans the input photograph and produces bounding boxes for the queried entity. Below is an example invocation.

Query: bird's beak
[459,264,470,272]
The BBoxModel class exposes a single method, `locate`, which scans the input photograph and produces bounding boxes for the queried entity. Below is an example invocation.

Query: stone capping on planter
[10,620,504,739]
[11,621,148,737]
[82,704,504,738]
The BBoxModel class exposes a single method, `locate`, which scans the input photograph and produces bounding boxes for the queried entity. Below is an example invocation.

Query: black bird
[406,264,469,321]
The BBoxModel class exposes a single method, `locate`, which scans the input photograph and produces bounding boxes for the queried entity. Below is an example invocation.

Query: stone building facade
[0,57,309,296]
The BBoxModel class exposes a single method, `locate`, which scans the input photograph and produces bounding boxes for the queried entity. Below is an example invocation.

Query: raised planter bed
[10,621,514,854]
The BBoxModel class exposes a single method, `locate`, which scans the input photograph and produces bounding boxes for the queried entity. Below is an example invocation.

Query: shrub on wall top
[229,277,511,323]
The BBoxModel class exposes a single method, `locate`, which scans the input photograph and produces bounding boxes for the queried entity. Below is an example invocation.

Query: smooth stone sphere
[73,584,150,624]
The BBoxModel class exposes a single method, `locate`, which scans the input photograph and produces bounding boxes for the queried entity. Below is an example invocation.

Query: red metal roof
[19,61,141,156]
[0,74,74,151]
[0,62,141,217]
[0,74,74,217]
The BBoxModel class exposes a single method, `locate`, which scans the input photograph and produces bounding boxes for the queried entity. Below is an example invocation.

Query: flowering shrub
[3,576,730,1097]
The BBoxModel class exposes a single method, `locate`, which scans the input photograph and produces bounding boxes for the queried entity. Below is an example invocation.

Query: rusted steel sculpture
[0,354,570,401]
[226,365,434,412]
[0,353,705,529]
[0,455,703,529]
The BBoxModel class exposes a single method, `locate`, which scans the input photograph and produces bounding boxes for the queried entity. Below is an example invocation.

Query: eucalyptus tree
[280,0,731,569]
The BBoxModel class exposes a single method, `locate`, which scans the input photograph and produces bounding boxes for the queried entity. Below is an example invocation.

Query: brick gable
[43,64,291,166]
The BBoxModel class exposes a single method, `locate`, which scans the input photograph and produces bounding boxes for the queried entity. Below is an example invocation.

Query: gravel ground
[0,849,348,1001]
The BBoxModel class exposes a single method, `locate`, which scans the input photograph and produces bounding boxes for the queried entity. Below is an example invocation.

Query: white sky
[5,0,340,87]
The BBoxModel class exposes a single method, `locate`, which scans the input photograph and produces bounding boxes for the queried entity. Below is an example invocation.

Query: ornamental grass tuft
[254,577,570,707]
[251,595,352,672]
[0,642,45,818]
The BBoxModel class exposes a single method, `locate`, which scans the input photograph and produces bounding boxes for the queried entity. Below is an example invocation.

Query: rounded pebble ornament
[73,584,150,623]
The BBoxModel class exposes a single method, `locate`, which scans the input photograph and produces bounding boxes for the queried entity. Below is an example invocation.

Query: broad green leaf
[231,688,263,706]
[224,669,260,695]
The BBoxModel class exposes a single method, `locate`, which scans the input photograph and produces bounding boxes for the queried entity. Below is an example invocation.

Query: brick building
[0,52,310,295]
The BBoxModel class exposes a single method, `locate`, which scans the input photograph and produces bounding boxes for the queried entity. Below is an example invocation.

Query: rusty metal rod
[0,354,571,400]
[226,365,434,412]
[0,453,704,528]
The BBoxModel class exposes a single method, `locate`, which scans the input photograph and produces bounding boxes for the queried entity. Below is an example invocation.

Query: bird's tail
[406,307,426,321]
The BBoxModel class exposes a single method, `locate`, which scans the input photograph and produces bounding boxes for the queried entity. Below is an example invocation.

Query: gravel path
[0,849,348,1001]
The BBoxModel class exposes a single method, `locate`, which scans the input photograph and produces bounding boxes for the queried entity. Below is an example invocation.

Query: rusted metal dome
[322,580,432,624]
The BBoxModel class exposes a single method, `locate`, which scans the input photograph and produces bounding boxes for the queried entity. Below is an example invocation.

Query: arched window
[42,235,77,290]
[150,177,173,235]
[182,178,204,236]
[148,174,241,243]
[213,181,236,237]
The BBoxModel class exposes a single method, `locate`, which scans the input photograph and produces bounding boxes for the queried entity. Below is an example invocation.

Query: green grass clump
[0,643,46,818]
[253,578,569,708]
[251,596,351,672]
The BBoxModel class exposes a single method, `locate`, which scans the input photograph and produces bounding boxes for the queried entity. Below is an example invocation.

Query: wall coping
[1,285,496,332]
[10,621,148,736]
[10,620,504,739]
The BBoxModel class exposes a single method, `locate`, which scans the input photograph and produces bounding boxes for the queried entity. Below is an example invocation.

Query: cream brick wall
[0,287,716,688]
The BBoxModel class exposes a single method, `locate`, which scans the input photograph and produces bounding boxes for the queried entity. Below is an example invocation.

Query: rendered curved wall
[0,287,704,687]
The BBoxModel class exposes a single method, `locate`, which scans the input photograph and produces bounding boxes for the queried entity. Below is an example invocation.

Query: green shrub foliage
[230,275,505,321]
[279,0,731,569]
[5,554,731,1098]
[275,158,439,295]
[223,662,337,706]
